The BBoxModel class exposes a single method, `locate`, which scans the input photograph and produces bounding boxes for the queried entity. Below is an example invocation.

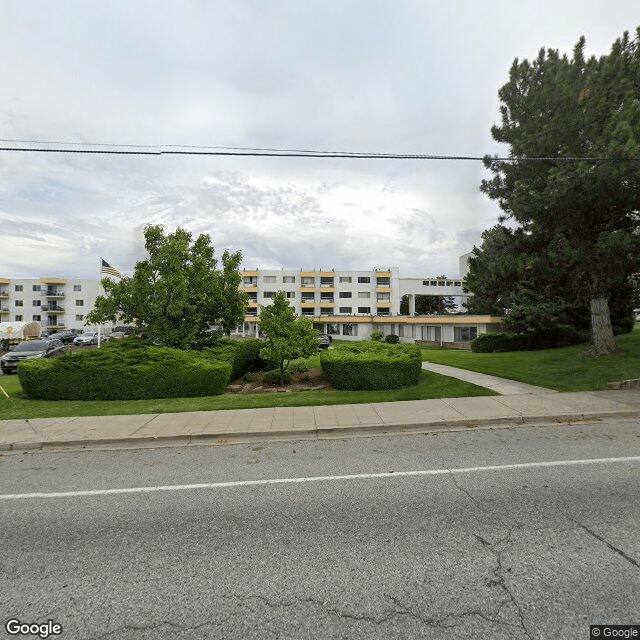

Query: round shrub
[262,368,293,385]
[384,334,400,344]
[207,338,266,379]
[320,342,421,390]
[18,340,231,400]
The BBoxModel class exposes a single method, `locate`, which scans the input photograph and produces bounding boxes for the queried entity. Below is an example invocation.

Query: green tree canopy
[258,291,319,385]
[87,225,247,350]
[479,28,640,354]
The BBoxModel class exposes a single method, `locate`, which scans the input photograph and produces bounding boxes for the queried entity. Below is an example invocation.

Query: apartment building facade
[0,277,105,333]
[236,267,501,346]
[1,265,502,346]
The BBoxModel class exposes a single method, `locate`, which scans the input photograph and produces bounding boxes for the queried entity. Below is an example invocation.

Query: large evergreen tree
[480,29,640,355]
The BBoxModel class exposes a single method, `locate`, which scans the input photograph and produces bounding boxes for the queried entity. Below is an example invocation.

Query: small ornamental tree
[258,291,319,385]
[87,225,247,350]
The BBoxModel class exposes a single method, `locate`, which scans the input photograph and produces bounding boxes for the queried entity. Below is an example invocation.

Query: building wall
[1,257,498,344]
[0,277,108,333]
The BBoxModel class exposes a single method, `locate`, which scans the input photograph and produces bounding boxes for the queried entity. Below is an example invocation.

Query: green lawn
[422,325,640,392]
[0,369,496,422]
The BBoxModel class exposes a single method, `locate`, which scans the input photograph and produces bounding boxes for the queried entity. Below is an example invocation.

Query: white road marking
[1,456,639,500]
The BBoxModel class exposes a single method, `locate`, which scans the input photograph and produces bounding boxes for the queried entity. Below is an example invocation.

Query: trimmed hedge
[18,340,231,400]
[471,326,587,353]
[207,338,266,379]
[384,334,400,344]
[320,341,422,390]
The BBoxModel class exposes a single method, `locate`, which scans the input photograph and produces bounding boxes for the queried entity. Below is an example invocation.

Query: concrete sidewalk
[2,389,640,452]
[421,362,558,395]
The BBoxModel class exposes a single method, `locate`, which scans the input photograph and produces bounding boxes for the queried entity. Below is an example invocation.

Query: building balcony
[0,306,9,314]
[45,289,65,298]
[0,290,9,299]
[45,320,66,328]
[41,305,64,313]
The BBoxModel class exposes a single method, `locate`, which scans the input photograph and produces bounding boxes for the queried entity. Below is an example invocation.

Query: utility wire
[0,139,638,161]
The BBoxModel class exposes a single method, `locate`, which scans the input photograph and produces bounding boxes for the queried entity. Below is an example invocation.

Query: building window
[326,324,339,335]
[76,299,84,306]
[339,291,352,298]
[74,284,82,292]
[301,277,315,287]
[32,300,41,306]
[339,276,352,283]
[32,284,41,291]
[14,285,23,292]
[282,276,295,284]
[454,326,478,342]
[243,277,257,286]
[357,276,370,283]
[263,276,276,283]
[320,277,334,287]
[342,323,358,336]
[263,292,276,299]
[357,306,371,314]
[15,300,23,307]
[422,325,441,341]
[339,307,352,314]
[358,291,371,299]
[15,315,22,321]
[32,315,41,321]
[285,291,295,299]
[376,278,390,286]
[76,315,84,321]
[377,308,390,316]
[377,293,390,301]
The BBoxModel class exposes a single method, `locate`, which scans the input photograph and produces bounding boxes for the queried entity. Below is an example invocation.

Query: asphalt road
[1,419,639,640]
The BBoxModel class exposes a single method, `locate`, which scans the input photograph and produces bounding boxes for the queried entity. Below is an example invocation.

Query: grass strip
[422,325,640,392]
[0,370,496,421]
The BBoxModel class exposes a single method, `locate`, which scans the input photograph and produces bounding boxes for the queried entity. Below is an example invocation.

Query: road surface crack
[574,520,640,570]
[449,470,483,511]
[474,529,534,640]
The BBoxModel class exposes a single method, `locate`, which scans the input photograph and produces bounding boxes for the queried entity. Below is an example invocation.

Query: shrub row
[18,339,231,400]
[471,326,588,353]
[207,338,266,379]
[320,341,422,390]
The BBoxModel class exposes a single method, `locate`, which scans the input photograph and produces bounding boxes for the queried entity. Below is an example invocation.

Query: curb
[3,409,639,452]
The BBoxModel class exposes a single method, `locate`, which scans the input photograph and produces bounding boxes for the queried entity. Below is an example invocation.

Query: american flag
[101,258,122,278]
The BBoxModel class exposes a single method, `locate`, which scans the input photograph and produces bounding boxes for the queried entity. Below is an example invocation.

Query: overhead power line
[0,138,638,162]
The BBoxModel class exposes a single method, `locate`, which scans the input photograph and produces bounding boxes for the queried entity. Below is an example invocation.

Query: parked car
[73,331,100,346]
[109,331,127,340]
[48,331,78,344]
[0,339,67,374]
[318,334,331,349]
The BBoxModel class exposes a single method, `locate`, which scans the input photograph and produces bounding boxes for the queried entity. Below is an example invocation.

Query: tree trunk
[589,298,619,356]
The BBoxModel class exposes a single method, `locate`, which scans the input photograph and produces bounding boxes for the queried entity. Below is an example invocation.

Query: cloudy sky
[0,1,636,279]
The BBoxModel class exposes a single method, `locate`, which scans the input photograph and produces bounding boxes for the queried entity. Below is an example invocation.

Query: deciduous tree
[258,291,319,385]
[87,225,246,350]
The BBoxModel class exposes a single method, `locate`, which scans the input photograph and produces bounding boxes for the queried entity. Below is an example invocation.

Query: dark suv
[0,339,67,374]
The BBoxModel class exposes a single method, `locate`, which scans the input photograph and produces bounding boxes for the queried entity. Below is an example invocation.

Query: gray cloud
[0,1,636,280]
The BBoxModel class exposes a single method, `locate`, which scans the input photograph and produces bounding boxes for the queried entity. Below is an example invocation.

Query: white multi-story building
[1,262,503,347]
[0,277,106,333]
[236,266,501,347]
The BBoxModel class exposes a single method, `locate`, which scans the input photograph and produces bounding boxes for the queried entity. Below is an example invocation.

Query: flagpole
[97,257,102,347]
